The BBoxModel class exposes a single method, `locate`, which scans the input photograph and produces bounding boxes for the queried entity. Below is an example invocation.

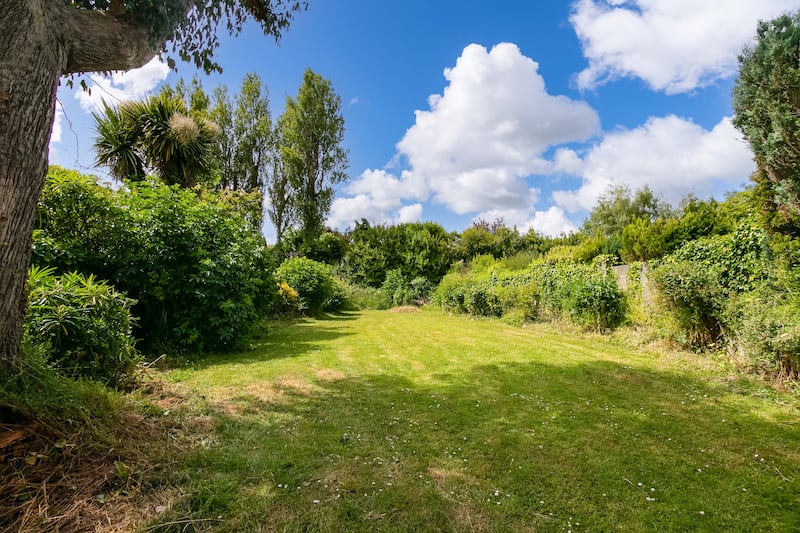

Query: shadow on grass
[315,311,362,322]
[174,313,360,371]
[150,357,800,532]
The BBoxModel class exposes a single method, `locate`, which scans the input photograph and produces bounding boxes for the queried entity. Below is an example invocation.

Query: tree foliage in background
[279,69,349,245]
[455,218,524,261]
[206,73,275,229]
[734,10,800,236]
[268,125,297,243]
[583,185,672,238]
[344,220,455,288]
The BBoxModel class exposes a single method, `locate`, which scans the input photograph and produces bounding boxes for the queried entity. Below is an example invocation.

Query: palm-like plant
[93,95,218,187]
[93,101,146,181]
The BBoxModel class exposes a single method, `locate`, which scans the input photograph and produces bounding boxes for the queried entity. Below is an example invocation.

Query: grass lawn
[152,309,800,532]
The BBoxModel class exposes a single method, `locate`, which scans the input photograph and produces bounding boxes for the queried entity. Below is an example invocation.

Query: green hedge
[433,258,626,332]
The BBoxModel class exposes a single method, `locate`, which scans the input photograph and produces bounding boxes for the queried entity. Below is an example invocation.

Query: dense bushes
[274,257,341,315]
[725,289,800,380]
[433,256,626,332]
[651,225,770,347]
[651,260,726,346]
[24,267,139,388]
[33,167,275,353]
[344,220,455,287]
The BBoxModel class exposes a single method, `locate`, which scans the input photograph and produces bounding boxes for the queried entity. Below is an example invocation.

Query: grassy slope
[158,309,800,532]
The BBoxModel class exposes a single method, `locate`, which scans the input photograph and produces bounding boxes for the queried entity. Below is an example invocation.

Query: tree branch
[54,0,192,74]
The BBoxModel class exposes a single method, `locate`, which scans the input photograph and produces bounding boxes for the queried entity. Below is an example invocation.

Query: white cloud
[397,42,600,215]
[75,56,170,112]
[472,204,578,237]
[524,207,578,237]
[51,105,63,144]
[328,194,389,229]
[397,204,423,224]
[327,169,427,230]
[553,115,755,211]
[552,147,585,175]
[571,0,798,93]
[49,104,63,160]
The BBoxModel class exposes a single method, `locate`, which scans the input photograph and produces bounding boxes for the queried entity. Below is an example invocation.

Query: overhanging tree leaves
[0,0,306,368]
[733,10,800,236]
[278,68,349,245]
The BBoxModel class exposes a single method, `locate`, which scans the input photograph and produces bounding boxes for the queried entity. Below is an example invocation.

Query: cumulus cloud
[75,56,170,112]
[553,115,755,211]
[571,0,798,93]
[524,207,578,237]
[327,169,427,229]
[397,42,600,215]
[397,204,423,224]
[472,203,577,238]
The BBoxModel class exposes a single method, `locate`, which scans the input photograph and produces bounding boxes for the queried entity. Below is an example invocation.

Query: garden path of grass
[155,309,800,532]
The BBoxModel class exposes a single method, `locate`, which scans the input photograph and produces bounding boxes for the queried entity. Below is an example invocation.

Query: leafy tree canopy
[733,10,800,236]
[583,184,672,238]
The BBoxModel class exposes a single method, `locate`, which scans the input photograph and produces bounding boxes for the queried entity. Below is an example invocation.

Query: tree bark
[0,1,65,370]
[0,0,185,371]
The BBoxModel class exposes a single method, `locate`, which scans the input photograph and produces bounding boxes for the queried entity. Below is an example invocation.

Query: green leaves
[34,167,274,353]
[733,10,800,235]
[344,221,455,288]
[278,69,349,243]
[433,256,626,332]
[274,257,337,315]
[24,267,140,388]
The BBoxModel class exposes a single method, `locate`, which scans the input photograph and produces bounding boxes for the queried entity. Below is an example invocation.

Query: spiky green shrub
[24,267,139,388]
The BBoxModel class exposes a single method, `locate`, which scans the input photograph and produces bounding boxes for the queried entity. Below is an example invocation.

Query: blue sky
[49,0,799,240]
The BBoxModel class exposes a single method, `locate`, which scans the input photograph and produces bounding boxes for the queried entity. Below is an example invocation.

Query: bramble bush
[529,261,626,331]
[380,269,431,308]
[724,288,800,380]
[651,260,725,347]
[651,224,770,349]
[24,266,140,388]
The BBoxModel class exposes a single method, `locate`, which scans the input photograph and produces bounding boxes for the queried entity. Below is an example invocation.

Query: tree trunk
[0,3,64,370]
[0,0,184,371]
